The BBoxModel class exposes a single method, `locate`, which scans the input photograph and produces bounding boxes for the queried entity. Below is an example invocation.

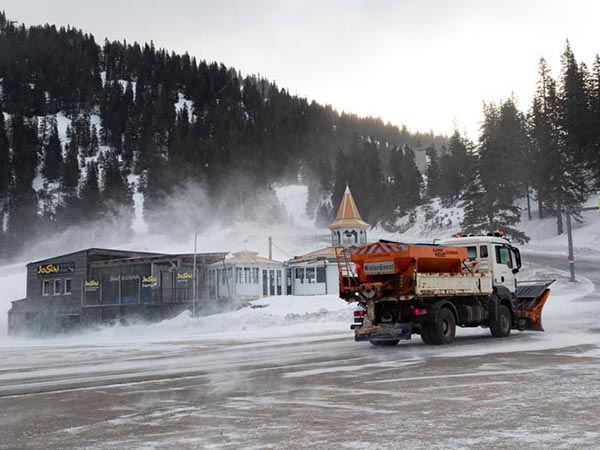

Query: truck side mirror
[512,247,522,270]
[512,268,519,274]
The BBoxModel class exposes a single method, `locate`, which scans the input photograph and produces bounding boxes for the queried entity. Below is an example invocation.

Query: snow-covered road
[1,254,599,449]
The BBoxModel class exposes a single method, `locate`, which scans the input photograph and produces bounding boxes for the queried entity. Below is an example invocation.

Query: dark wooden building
[8,248,226,335]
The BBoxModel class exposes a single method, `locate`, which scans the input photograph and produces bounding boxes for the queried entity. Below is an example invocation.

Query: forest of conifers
[0,11,598,258]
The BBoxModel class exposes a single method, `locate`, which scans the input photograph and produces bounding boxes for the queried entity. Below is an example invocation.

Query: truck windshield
[495,245,513,268]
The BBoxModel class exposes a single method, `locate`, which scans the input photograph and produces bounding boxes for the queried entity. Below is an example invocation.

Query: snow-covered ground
[0,259,594,353]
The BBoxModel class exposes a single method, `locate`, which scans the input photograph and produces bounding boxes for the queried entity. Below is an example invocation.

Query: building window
[359,231,366,244]
[64,278,72,295]
[53,279,62,296]
[277,270,282,295]
[42,280,51,296]
[343,230,357,245]
[252,268,259,284]
[317,266,326,283]
[262,270,268,296]
[244,267,251,284]
[306,267,316,284]
[332,231,340,246]
[269,270,275,295]
[236,267,243,284]
[295,268,304,284]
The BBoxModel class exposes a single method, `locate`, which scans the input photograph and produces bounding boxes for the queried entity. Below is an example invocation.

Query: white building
[207,250,284,302]
[286,185,369,296]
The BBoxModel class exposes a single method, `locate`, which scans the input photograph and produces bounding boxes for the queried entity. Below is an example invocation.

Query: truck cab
[439,235,522,295]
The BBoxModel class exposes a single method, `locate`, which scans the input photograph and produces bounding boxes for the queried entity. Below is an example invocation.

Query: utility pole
[565,208,575,282]
[192,233,198,317]
[268,236,272,260]
[565,203,599,282]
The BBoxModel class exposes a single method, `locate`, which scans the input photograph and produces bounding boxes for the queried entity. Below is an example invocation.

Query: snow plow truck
[336,234,553,346]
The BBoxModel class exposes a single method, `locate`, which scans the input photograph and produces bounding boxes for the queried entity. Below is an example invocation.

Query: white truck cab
[439,235,522,294]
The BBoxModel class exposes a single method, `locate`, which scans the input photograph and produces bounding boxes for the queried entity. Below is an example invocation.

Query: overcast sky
[5,1,600,139]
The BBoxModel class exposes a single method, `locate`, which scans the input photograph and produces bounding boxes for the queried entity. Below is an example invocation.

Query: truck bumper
[354,322,413,342]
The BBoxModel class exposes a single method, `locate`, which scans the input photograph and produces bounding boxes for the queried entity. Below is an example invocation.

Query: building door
[262,270,268,296]
[269,270,275,296]
[286,268,292,295]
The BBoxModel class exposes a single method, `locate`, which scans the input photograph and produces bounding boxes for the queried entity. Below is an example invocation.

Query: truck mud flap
[514,283,552,332]
[355,322,413,342]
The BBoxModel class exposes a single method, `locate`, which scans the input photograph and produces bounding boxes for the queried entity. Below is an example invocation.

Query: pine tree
[388,145,422,216]
[0,107,10,257]
[589,55,600,186]
[530,58,559,221]
[101,149,133,228]
[62,140,80,193]
[6,182,39,255]
[461,102,528,242]
[530,52,591,234]
[55,140,81,229]
[425,146,441,198]
[11,114,38,186]
[497,97,533,219]
[89,124,100,157]
[0,108,10,200]
[559,41,593,169]
[332,149,350,213]
[439,130,473,203]
[41,120,63,181]
[80,161,100,222]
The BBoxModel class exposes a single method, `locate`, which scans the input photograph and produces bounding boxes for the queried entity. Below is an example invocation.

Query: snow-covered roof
[286,246,338,265]
[210,249,283,268]
[329,185,369,230]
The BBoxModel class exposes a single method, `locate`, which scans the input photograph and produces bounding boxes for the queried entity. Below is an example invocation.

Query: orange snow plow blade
[514,281,554,332]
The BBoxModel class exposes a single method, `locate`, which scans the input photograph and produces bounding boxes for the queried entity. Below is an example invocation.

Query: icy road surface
[1,254,600,450]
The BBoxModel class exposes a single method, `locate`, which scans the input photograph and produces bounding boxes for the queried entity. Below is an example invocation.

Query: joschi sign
[176,272,193,282]
[84,280,100,292]
[142,275,158,288]
[37,262,75,277]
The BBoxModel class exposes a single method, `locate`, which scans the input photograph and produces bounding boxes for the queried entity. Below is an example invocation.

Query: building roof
[90,252,228,267]
[210,249,283,268]
[329,185,369,230]
[286,246,338,265]
[27,248,162,266]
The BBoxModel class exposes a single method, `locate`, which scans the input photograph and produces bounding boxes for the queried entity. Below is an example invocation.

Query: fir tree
[425,146,441,198]
[62,140,80,193]
[588,55,600,186]
[101,149,133,228]
[80,161,100,222]
[0,108,10,200]
[439,130,473,203]
[41,120,63,181]
[461,102,529,242]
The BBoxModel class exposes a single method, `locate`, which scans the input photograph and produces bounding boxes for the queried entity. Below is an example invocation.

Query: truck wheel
[490,304,511,338]
[420,327,434,345]
[429,307,456,345]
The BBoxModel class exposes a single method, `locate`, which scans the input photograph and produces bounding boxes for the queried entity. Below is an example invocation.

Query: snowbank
[0,294,355,346]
